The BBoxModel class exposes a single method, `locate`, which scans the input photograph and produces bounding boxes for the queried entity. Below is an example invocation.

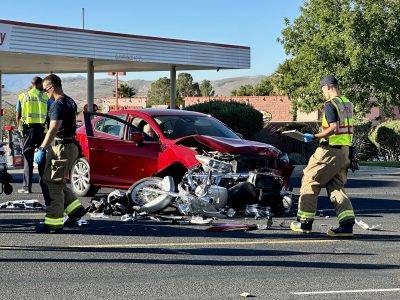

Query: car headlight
[195,155,232,173]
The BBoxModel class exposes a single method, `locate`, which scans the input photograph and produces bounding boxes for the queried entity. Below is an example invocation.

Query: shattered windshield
[153,115,240,140]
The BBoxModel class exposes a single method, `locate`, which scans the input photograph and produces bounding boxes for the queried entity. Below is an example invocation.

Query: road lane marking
[68,239,344,249]
[0,239,345,250]
[293,288,400,295]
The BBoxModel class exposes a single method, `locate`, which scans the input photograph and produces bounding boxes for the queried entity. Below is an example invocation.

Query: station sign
[0,24,12,51]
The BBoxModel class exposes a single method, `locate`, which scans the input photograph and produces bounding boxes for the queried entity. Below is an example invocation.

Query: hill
[1,75,266,108]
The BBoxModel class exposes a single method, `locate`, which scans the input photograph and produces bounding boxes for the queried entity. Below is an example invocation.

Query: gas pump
[4,125,23,167]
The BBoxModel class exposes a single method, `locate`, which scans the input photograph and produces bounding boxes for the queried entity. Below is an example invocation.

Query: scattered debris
[240,292,256,297]
[206,224,258,232]
[355,219,383,231]
[0,199,43,209]
[227,208,236,218]
[76,219,88,226]
[88,213,110,219]
[190,216,213,225]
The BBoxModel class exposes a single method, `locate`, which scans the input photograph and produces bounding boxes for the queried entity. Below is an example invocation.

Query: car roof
[107,108,207,117]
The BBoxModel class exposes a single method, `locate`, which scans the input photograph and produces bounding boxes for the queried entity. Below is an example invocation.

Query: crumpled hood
[176,135,282,158]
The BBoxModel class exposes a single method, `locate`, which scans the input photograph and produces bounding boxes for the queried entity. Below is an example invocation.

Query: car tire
[70,157,99,197]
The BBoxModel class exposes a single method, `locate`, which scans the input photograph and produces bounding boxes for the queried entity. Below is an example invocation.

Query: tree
[277,0,400,116]
[112,83,136,98]
[231,84,254,96]
[176,73,200,99]
[254,78,274,96]
[147,77,171,107]
[200,80,215,96]
[2,105,16,127]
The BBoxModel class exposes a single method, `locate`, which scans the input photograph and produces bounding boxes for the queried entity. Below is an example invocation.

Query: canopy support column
[87,60,94,112]
[170,66,176,109]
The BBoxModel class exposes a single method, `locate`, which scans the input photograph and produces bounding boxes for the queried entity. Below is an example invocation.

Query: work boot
[327,220,355,237]
[64,206,87,227]
[35,224,63,234]
[290,219,313,234]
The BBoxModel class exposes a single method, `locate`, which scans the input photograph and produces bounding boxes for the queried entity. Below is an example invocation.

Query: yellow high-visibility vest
[321,96,353,146]
[19,88,48,125]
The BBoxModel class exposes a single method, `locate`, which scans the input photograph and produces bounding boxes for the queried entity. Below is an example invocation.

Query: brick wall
[184,96,293,121]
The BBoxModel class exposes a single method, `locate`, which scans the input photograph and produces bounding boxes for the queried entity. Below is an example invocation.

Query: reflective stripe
[65,199,82,215]
[337,210,355,221]
[27,113,47,118]
[297,210,315,220]
[44,217,64,226]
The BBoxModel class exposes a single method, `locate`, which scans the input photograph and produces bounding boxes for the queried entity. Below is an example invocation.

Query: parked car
[71,109,293,197]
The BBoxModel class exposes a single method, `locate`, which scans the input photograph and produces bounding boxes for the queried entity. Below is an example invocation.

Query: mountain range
[1,75,266,108]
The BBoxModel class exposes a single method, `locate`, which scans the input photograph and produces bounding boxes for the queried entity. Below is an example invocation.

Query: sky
[0,0,304,82]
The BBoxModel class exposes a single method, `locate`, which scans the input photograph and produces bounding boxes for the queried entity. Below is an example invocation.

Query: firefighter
[16,77,52,194]
[291,75,355,237]
[34,74,86,233]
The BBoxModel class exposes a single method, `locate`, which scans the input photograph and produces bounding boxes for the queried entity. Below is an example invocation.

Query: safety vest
[18,88,48,125]
[321,96,353,146]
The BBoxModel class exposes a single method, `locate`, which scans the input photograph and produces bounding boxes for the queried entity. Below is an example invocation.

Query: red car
[71,109,293,197]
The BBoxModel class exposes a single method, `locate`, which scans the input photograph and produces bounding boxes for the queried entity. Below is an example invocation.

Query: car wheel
[70,157,99,197]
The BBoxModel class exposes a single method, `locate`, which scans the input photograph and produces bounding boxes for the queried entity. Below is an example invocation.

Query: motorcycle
[127,153,295,227]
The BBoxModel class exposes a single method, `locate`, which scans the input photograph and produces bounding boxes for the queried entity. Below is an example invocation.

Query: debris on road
[355,219,383,231]
[240,291,256,297]
[206,224,258,232]
[0,199,43,209]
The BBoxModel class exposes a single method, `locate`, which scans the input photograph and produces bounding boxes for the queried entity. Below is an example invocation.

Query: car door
[83,112,162,188]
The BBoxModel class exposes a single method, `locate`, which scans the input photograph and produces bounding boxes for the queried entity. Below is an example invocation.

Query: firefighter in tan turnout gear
[34,74,86,233]
[291,75,356,237]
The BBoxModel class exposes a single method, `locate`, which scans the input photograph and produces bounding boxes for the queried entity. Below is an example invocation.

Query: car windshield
[154,115,240,140]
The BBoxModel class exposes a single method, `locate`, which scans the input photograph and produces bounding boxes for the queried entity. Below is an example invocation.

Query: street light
[108,72,126,110]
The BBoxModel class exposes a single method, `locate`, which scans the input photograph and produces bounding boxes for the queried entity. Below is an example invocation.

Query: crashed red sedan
[71,109,293,197]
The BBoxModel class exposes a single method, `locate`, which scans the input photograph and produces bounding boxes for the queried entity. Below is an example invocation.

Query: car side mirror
[130,132,145,145]
[236,132,243,139]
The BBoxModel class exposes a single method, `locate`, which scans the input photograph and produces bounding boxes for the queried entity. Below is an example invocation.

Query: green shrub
[184,100,263,139]
[353,119,378,160]
[370,120,400,161]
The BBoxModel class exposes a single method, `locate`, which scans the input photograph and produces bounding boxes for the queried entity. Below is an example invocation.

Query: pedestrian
[290,75,355,237]
[34,74,86,233]
[16,76,52,194]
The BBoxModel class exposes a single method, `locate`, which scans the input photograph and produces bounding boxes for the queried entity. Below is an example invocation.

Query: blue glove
[34,148,46,164]
[303,133,314,143]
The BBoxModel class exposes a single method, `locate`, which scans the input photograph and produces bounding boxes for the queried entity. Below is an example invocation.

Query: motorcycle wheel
[127,176,165,207]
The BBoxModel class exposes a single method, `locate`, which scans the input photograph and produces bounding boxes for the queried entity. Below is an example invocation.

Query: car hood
[175,135,282,158]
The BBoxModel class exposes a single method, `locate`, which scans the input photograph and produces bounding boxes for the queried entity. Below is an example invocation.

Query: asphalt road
[0,166,399,299]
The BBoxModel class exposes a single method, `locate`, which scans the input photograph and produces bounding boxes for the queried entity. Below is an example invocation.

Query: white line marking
[293,288,400,295]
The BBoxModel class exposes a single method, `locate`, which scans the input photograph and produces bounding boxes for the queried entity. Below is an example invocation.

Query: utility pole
[82,8,85,30]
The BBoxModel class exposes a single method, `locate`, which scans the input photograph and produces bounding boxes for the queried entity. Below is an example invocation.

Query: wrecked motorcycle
[127,151,295,226]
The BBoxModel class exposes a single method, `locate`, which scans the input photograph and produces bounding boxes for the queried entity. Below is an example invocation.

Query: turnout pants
[42,142,84,229]
[297,144,355,224]
[21,126,45,191]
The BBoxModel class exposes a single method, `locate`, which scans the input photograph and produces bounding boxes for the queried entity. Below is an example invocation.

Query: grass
[359,161,400,168]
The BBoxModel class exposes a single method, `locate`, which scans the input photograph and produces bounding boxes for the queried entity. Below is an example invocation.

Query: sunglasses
[43,86,53,93]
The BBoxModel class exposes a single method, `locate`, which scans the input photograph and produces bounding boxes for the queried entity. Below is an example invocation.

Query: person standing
[16,76,52,194]
[34,74,86,233]
[290,75,356,237]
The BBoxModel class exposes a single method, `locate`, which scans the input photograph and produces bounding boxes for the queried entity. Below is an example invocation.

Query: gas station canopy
[0,19,250,74]
[0,19,250,139]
